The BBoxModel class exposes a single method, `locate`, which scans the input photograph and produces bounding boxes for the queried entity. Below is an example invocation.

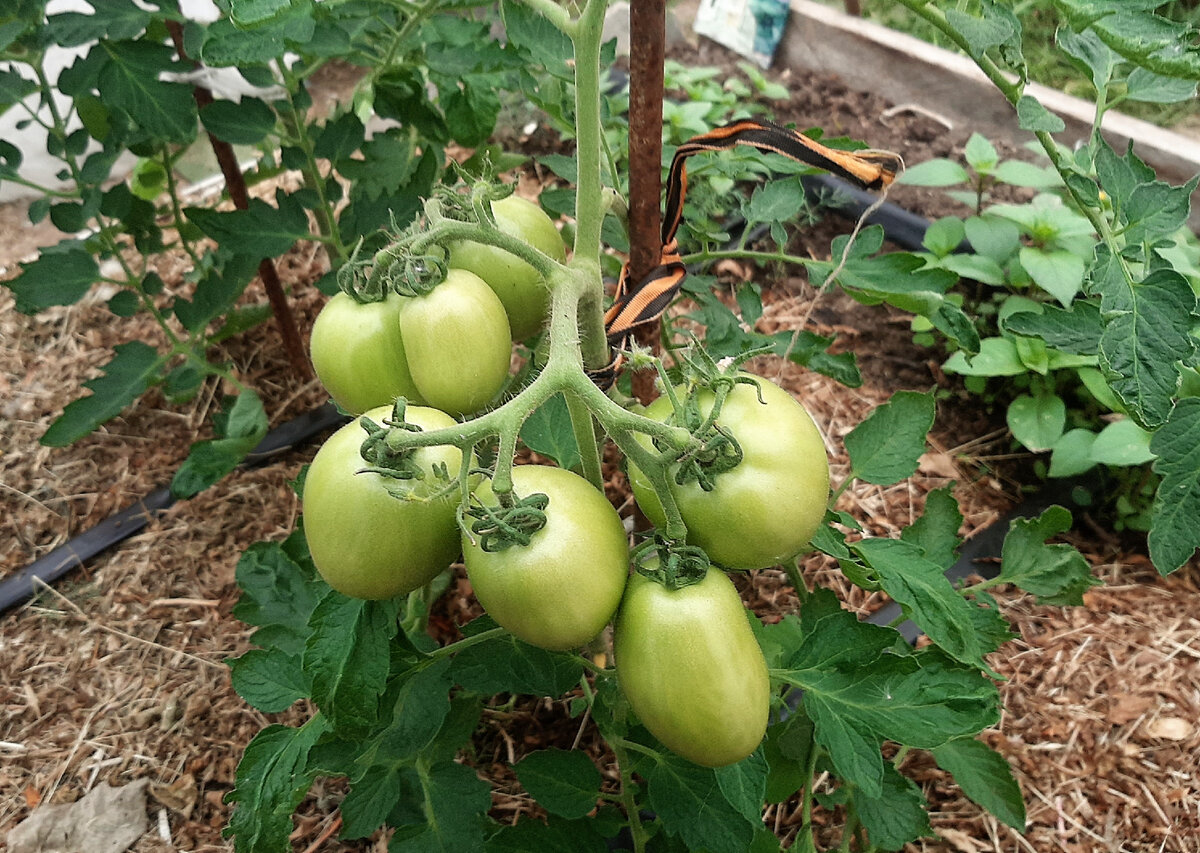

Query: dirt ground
[2,29,1199,853]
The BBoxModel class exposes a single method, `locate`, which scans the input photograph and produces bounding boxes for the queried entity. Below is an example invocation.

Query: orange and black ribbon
[590,119,901,388]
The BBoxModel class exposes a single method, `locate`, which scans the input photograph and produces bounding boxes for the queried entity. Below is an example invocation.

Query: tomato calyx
[631,536,710,591]
[356,399,435,482]
[464,491,551,552]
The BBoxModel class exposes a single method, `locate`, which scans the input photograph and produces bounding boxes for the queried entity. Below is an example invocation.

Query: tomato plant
[614,564,770,767]
[450,194,568,341]
[627,373,830,570]
[309,292,423,414]
[302,404,464,600]
[463,464,629,650]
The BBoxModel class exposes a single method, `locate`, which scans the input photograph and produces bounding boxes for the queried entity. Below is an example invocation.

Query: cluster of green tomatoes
[304,193,831,768]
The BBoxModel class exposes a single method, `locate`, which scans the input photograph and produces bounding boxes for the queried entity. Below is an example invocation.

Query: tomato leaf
[715,750,769,823]
[995,506,1100,604]
[1002,302,1102,355]
[515,748,602,819]
[388,761,492,853]
[232,536,325,657]
[302,592,401,736]
[642,754,760,853]
[228,648,309,713]
[1149,398,1200,574]
[852,538,987,670]
[5,241,100,314]
[851,761,933,850]
[449,616,584,697]
[763,710,814,804]
[185,193,311,258]
[171,391,270,498]
[485,815,612,852]
[900,487,963,569]
[845,391,936,485]
[40,341,161,447]
[224,718,328,853]
[520,393,582,471]
[931,737,1026,829]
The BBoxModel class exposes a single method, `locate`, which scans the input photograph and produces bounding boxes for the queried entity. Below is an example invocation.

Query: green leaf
[852,538,987,670]
[302,592,400,735]
[897,158,970,187]
[964,215,1021,262]
[389,761,491,853]
[853,762,932,851]
[900,487,963,569]
[944,336,1028,377]
[1006,393,1066,452]
[200,97,277,144]
[5,242,100,313]
[98,40,197,142]
[922,217,966,258]
[0,68,38,112]
[716,751,769,823]
[1002,302,1102,355]
[171,391,269,498]
[442,79,501,148]
[50,0,151,44]
[991,160,1063,189]
[845,391,936,485]
[1149,397,1200,574]
[932,737,1026,829]
[501,0,573,79]
[1089,418,1155,466]
[643,753,759,853]
[41,341,161,447]
[224,718,328,853]
[374,659,455,760]
[1078,5,1200,79]
[996,507,1100,604]
[173,253,259,333]
[230,0,296,26]
[1016,95,1065,132]
[186,194,311,258]
[1057,25,1117,90]
[963,133,999,174]
[232,537,325,657]
[519,393,582,470]
[485,815,611,852]
[200,9,315,66]
[228,648,309,712]
[314,112,366,162]
[763,710,814,803]
[1019,247,1084,307]
[449,617,584,697]
[1094,262,1197,429]
[341,764,407,839]
[1048,428,1098,478]
[1125,68,1198,104]
[515,749,602,819]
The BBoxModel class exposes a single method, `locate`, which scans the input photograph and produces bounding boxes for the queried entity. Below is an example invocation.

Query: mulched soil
[2,31,1198,853]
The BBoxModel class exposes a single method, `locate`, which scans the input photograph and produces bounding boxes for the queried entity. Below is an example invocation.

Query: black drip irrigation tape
[0,402,348,615]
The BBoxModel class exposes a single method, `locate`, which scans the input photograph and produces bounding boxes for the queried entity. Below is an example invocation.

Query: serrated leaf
[845,391,936,485]
[996,507,1100,604]
[1057,25,1117,90]
[186,194,311,258]
[232,537,325,656]
[1002,302,1102,355]
[171,391,269,498]
[228,648,309,712]
[97,40,196,142]
[41,341,161,447]
[389,761,491,853]
[224,718,328,853]
[340,765,407,839]
[519,393,582,470]
[763,710,814,803]
[200,97,277,144]
[716,751,769,823]
[449,617,584,696]
[173,254,259,334]
[200,10,315,66]
[643,754,759,853]
[443,78,501,148]
[1016,95,1065,132]
[484,815,611,852]
[853,762,932,851]
[50,0,151,45]
[302,592,400,735]
[932,737,1025,829]
[515,749,601,819]
[852,539,987,670]
[1081,6,1200,79]
[1007,393,1066,452]
[501,0,573,79]
[900,487,963,569]
[1125,67,1197,104]
[5,242,100,314]
[375,659,454,760]
[1149,397,1200,574]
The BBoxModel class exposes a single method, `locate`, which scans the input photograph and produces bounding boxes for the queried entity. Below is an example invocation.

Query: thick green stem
[611,740,649,853]
[569,0,608,267]
[566,391,605,488]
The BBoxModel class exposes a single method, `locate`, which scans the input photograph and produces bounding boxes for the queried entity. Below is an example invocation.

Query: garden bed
[2,30,1199,853]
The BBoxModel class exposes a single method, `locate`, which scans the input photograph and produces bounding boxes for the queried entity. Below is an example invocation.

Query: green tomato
[398,268,512,417]
[627,374,829,570]
[449,195,566,341]
[614,567,770,767]
[309,292,423,415]
[303,405,463,600]
[463,465,629,651]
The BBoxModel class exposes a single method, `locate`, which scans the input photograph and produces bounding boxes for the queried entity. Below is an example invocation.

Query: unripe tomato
[448,195,566,341]
[309,292,423,415]
[614,567,770,767]
[627,374,829,570]
[303,405,464,600]
[398,269,512,417]
[463,465,629,651]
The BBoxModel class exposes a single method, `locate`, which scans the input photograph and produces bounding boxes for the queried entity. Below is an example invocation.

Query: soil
[2,26,1198,853]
